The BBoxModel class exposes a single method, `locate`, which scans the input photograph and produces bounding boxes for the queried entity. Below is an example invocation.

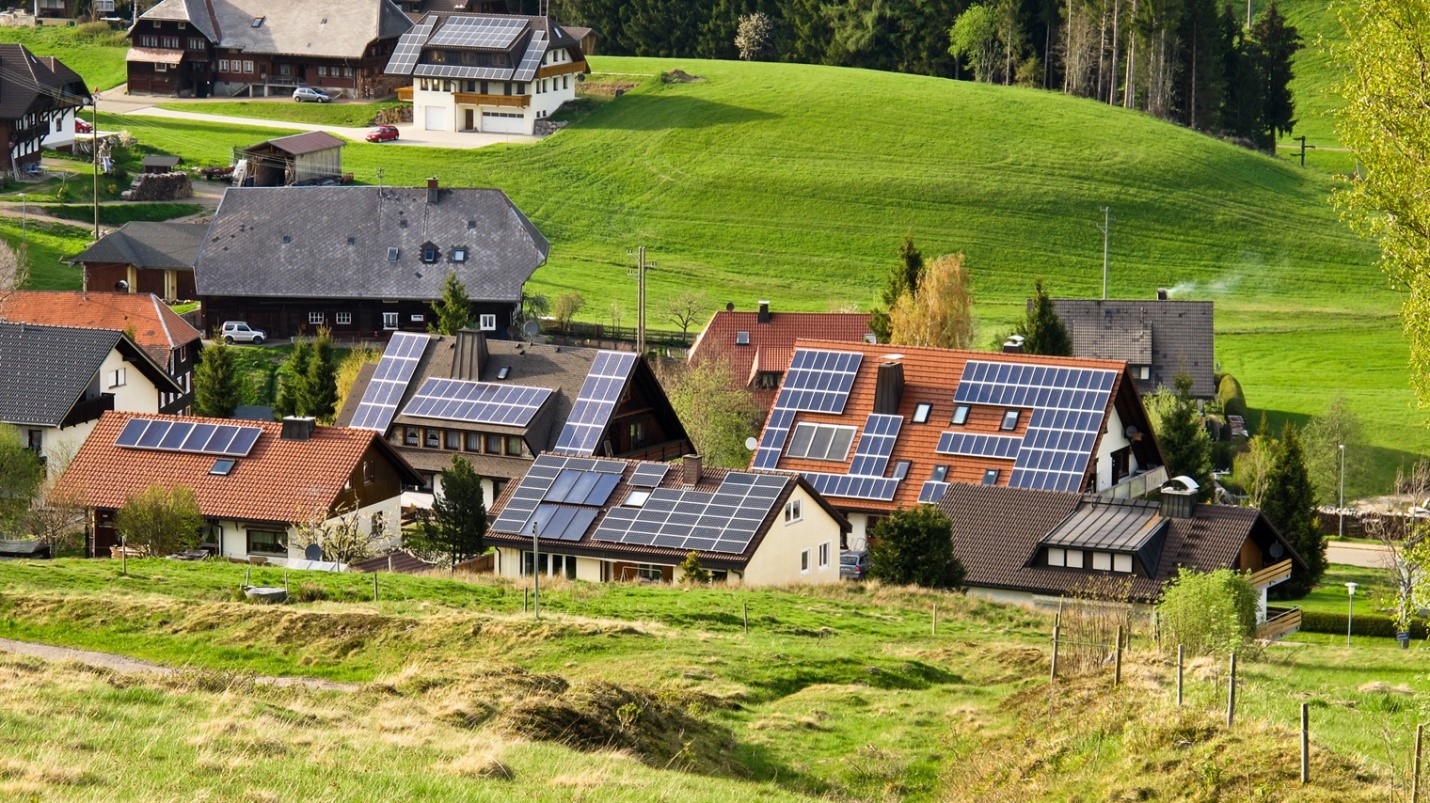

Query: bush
[1157,568,1257,656]
[1298,608,1427,639]
[294,582,328,603]
[1218,374,1247,419]
[866,506,964,589]
[678,551,710,584]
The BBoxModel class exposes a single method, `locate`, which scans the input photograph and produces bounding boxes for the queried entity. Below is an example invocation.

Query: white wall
[36,346,169,471]
[741,487,842,586]
[845,512,872,551]
[40,108,76,149]
[212,494,404,566]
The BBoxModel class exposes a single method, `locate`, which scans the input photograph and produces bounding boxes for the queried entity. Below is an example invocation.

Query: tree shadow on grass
[577,94,780,131]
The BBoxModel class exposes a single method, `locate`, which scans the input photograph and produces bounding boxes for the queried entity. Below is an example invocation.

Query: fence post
[742,602,749,635]
[523,587,529,613]
[1113,625,1123,686]
[372,571,379,603]
[1414,722,1424,801]
[1176,644,1184,707]
[1300,703,1309,784]
[932,603,938,636]
[1050,625,1060,681]
[1226,652,1237,727]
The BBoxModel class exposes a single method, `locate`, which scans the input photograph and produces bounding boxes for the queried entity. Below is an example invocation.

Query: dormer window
[420,243,439,263]
[452,247,467,263]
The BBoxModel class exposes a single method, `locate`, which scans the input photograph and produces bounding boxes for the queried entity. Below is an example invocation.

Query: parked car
[220,321,266,345]
[839,550,869,581]
[74,119,92,134]
[366,125,399,143]
[292,87,331,103]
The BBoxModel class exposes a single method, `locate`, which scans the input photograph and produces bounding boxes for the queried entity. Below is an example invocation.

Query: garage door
[481,111,527,134]
[424,106,447,131]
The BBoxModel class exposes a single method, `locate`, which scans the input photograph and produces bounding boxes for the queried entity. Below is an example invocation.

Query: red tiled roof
[758,339,1158,513]
[55,412,414,524]
[0,291,201,365]
[690,309,873,413]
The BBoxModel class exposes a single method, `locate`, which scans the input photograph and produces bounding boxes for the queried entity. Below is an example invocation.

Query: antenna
[1098,207,1111,300]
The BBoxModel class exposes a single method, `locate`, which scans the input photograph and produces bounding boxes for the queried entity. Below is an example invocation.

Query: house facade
[127,0,412,98]
[486,454,848,586]
[55,413,423,561]
[1050,294,1217,399]
[0,45,88,177]
[385,13,587,135]
[70,221,207,301]
[0,291,203,414]
[194,180,549,338]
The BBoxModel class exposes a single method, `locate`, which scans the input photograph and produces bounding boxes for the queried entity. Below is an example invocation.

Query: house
[194,180,549,338]
[0,322,181,473]
[749,340,1166,548]
[54,412,423,560]
[486,453,848,585]
[126,0,412,98]
[69,221,207,301]
[236,131,345,187]
[688,300,873,416]
[385,12,588,135]
[0,291,203,414]
[0,44,88,178]
[936,481,1306,636]
[336,329,693,503]
[1049,293,1217,399]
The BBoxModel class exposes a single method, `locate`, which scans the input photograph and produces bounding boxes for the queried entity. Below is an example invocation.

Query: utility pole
[92,90,100,241]
[627,246,655,355]
[1338,443,1346,539]
[531,521,540,620]
[1099,207,1111,299]
[1246,0,1252,28]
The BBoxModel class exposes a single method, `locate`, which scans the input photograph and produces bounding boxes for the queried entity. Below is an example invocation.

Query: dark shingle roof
[70,222,208,270]
[194,185,548,303]
[0,323,177,427]
[139,0,220,44]
[1049,298,1216,398]
[0,44,88,121]
[246,131,346,156]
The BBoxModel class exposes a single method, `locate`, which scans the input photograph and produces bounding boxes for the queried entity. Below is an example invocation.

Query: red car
[366,125,399,143]
[74,119,92,134]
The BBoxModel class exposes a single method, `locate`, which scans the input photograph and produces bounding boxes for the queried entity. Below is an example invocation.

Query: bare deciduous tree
[734,12,774,61]
[0,238,28,304]
[663,290,707,340]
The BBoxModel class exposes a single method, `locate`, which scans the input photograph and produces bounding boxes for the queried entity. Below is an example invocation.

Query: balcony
[61,393,114,428]
[1248,558,1293,589]
[453,92,529,109]
[1257,606,1302,641]
[1101,465,1168,499]
[538,59,588,79]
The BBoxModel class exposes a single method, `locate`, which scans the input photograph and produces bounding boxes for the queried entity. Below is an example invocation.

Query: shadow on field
[582,94,779,130]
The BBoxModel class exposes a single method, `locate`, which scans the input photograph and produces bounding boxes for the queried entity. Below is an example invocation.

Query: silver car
[292,87,331,103]
[220,321,266,344]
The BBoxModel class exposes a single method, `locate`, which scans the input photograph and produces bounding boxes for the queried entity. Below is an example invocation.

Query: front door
[464,108,475,130]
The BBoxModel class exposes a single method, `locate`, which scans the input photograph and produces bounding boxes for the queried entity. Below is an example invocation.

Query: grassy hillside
[0,559,1411,799]
[0,24,128,91]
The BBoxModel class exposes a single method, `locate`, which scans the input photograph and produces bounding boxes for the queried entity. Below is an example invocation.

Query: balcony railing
[396,86,412,100]
[1257,606,1302,641]
[61,393,114,428]
[1248,558,1293,589]
[1101,465,1169,499]
[453,92,529,109]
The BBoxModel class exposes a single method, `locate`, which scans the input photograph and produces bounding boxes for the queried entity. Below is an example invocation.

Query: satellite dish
[1269,542,1285,559]
[744,437,758,451]
[1124,425,1139,438]
[576,73,586,82]
[114,279,128,292]
[304,543,324,561]
[522,319,541,339]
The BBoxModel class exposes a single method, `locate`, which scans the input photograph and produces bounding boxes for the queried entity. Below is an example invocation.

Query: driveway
[1326,540,1394,569]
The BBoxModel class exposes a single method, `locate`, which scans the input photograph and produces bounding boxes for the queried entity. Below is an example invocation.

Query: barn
[237,131,345,187]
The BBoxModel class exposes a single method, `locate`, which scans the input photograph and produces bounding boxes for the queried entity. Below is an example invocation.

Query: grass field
[33,202,206,225]
[157,99,404,128]
[0,24,128,91]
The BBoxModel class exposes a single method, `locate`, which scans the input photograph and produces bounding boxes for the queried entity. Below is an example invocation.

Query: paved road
[1326,540,1394,569]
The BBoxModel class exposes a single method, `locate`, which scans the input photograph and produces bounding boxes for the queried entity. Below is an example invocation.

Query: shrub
[1218,374,1247,419]
[678,551,710,584]
[866,506,964,589]
[1298,608,1427,639]
[1157,568,1257,656]
[294,582,328,603]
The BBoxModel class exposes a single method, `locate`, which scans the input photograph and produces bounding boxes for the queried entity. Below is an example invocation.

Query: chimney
[426,177,440,204]
[1156,288,1170,301]
[757,300,771,324]
[1158,478,1199,519]
[452,328,489,380]
[682,454,702,485]
[1002,334,1025,353]
[281,416,316,441]
[873,361,904,415]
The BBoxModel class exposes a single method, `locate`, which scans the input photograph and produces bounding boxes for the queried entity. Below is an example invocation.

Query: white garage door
[481,111,527,134]
[424,106,447,131]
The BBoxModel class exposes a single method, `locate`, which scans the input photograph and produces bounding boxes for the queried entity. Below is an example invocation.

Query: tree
[866,505,964,589]
[0,238,28,303]
[1335,0,1430,406]
[948,3,1000,82]
[554,292,585,332]
[293,504,388,565]
[306,327,339,424]
[1248,0,1300,149]
[1235,418,1277,509]
[274,338,313,419]
[1146,374,1213,498]
[1156,568,1258,656]
[1261,422,1324,599]
[1013,278,1072,356]
[888,252,975,349]
[869,235,924,343]
[192,338,241,418]
[115,485,202,556]
[1216,373,1246,419]
[658,357,761,468]
[678,551,711,583]
[432,270,471,336]
[1365,461,1430,637]
[663,289,708,340]
[410,455,487,569]
[1300,394,1365,507]
[333,345,380,420]
[734,11,774,60]
[0,429,43,535]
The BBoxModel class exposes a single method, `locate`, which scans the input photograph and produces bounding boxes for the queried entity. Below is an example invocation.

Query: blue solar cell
[137,420,171,448]
[115,418,147,446]
[629,463,669,488]
[352,333,429,433]
[918,481,948,504]
[554,351,638,455]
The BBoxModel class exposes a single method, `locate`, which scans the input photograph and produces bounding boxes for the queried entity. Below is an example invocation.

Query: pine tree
[432,271,471,336]
[1014,279,1072,355]
[1261,422,1325,599]
[1148,373,1213,498]
[306,327,339,424]
[274,339,313,419]
[1249,0,1300,149]
[192,339,241,418]
[411,455,487,568]
[870,235,924,343]
[866,505,965,589]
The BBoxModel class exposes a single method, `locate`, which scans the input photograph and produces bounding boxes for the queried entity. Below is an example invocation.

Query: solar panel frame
[629,463,670,488]
[752,348,863,470]
[386,15,438,74]
[553,350,638,455]
[427,15,527,49]
[114,419,262,457]
[401,377,552,427]
[512,31,546,81]
[350,332,429,433]
[590,472,788,555]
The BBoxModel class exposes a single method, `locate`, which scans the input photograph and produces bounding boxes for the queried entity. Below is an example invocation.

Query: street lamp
[1338,443,1346,539]
[1346,581,1358,646]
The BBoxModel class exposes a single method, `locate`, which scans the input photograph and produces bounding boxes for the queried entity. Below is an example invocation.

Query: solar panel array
[936,431,1022,460]
[553,350,638,455]
[512,31,547,81]
[428,15,526,49]
[491,454,625,540]
[752,348,863,470]
[801,413,906,502]
[950,360,1118,493]
[116,418,262,458]
[350,332,429,432]
[401,377,552,427]
[591,473,788,555]
[806,472,901,502]
[629,462,670,488]
[386,15,438,74]
[414,63,509,80]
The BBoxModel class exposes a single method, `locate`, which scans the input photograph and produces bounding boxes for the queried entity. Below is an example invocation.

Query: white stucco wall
[40,108,76,149]
[211,494,404,566]
[741,487,842,587]
[35,347,169,471]
[845,512,873,552]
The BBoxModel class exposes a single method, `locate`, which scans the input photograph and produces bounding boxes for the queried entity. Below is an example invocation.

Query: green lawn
[157,99,404,128]
[32,202,206,225]
[0,24,128,91]
[1277,0,1347,155]
[1,218,91,291]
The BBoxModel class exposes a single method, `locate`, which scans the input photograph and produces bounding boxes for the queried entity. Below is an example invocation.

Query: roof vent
[426,177,440,205]
[735,331,750,346]
[251,16,264,27]
[281,416,316,442]
[757,300,771,324]
[281,234,291,243]
[387,247,399,261]
[1002,334,1026,353]
[347,236,356,245]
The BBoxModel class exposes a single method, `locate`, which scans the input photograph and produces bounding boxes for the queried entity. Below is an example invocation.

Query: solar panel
[115,418,263,457]
[917,481,948,504]
[553,350,638,455]
[350,332,429,432]
[805,472,901,502]
[402,377,552,427]
[428,15,527,49]
[413,63,510,80]
[590,472,788,555]
[629,463,670,488]
[490,453,626,536]
[847,413,902,476]
[386,15,437,74]
[752,348,863,470]
[935,431,1022,460]
[512,31,546,82]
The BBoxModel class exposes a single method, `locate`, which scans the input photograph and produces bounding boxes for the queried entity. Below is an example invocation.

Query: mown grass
[0,24,128,91]
[156,99,405,129]
[0,218,91,291]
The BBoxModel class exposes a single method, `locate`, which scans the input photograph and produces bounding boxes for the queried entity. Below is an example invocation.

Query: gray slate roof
[141,0,411,58]
[194,185,548,303]
[70,222,208,270]
[139,0,220,43]
[0,323,137,427]
[1049,298,1216,398]
[385,12,580,80]
[0,44,88,121]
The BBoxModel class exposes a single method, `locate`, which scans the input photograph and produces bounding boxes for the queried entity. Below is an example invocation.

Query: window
[403,427,419,446]
[735,331,750,345]
[445,430,460,450]
[818,542,830,569]
[209,458,235,476]
[1047,547,1065,567]
[317,66,328,77]
[140,35,157,47]
[362,459,375,484]
[635,564,663,582]
[410,314,425,323]
[218,59,229,71]
[243,60,254,74]
[1000,410,1020,431]
[308,312,324,325]
[425,429,441,448]
[982,468,999,485]
[496,366,510,380]
[1091,551,1112,571]
[247,529,287,557]
[161,36,180,48]
[335,312,352,326]
[479,314,497,331]
[465,432,480,451]
[951,404,970,425]
[343,67,354,78]
[784,499,802,523]
[628,421,645,444]
[189,38,205,50]
[1065,549,1084,568]
[1138,365,1150,380]
[383,312,399,329]
[785,423,857,461]
[892,460,912,480]
[107,367,126,388]
[800,549,810,574]
[420,243,439,263]
[563,75,569,89]
[154,63,168,73]
[485,434,502,453]
[912,403,932,424]
[756,371,781,389]
[1113,553,1133,573]
[506,436,524,456]
[452,248,467,262]
[931,464,949,482]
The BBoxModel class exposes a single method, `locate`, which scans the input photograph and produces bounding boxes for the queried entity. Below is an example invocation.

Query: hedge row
[1298,609,1428,640]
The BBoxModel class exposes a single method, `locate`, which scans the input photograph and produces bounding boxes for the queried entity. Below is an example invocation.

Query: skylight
[496,366,511,380]
[251,16,264,27]
[912,402,932,424]
[210,458,236,476]
[735,331,750,346]
[387,247,399,262]
[452,248,467,262]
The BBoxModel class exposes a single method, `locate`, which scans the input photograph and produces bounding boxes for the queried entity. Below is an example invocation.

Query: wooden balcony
[453,92,529,109]
[1257,606,1302,641]
[1248,558,1293,589]
[538,59,588,79]
[396,86,412,100]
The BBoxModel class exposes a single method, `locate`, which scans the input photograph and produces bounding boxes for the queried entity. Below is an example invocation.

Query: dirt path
[0,638,358,692]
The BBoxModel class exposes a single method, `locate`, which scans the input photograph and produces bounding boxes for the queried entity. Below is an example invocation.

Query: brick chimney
[281,416,316,441]
[426,177,440,204]
[682,454,702,485]
[757,300,771,324]
[874,361,903,415]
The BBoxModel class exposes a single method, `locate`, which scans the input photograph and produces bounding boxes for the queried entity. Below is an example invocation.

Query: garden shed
[237,131,345,187]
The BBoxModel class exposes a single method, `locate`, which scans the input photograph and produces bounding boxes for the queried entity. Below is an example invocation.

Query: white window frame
[1065,549,1084,568]
[1091,551,1112,571]
[108,367,126,388]
[1000,409,1021,431]
[382,312,399,330]
[784,498,802,524]
[1048,547,1066,567]
[800,549,810,574]
[479,314,497,331]
[308,312,324,325]
[335,312,352,325]
[818,542,830,569]
[1113,553,1133,573]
